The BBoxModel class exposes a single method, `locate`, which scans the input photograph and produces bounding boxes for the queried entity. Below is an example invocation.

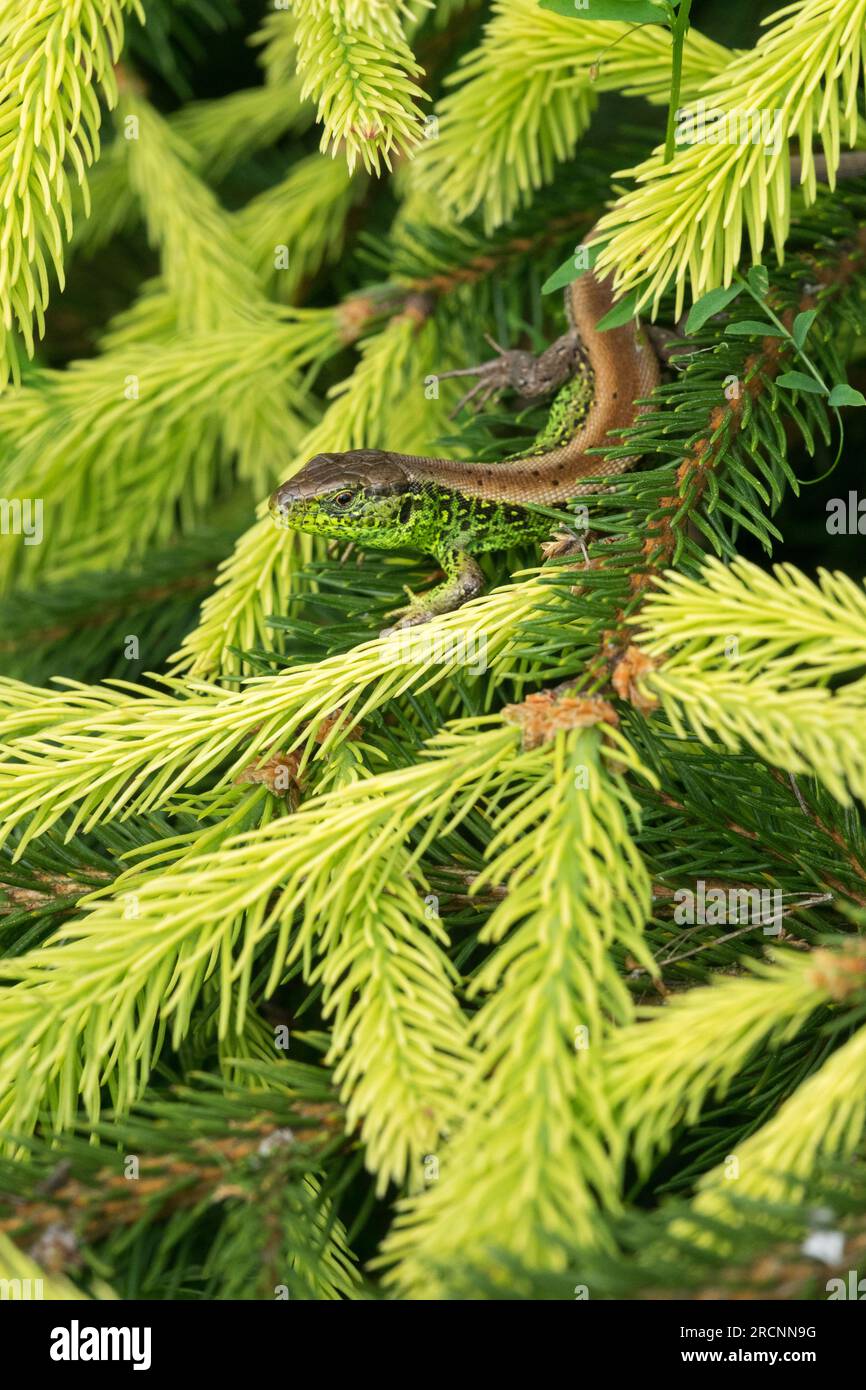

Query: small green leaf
[539,0,668,23]
[684,284,743,334]
[724,320,788,338]
[792,309,817,350]
[776,371,828,395]
[747,265,769,298]
[827,383,866,407]
[541,241,604,296]
[595,289,641,332]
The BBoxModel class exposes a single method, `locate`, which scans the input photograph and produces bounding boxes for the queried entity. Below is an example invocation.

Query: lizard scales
[270,250,661,628]
[368,268,659,504]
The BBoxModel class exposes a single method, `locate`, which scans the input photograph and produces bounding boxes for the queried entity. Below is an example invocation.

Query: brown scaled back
[384,260,661,505]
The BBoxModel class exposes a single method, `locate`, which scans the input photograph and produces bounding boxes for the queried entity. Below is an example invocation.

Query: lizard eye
[332,490,354,510]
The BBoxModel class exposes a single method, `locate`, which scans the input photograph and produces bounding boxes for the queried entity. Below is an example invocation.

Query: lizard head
[269,450,422,547]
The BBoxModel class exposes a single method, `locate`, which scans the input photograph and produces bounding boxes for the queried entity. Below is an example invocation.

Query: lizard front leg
[381,547,485,635]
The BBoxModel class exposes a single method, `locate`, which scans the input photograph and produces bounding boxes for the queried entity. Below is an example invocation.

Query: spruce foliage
[1,0,866,1300]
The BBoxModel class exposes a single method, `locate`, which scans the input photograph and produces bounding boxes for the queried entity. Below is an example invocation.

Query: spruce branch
[204,1172,359,1300]
[168,75,310,176]
[0,530,231,685]
[234,154,361,301]
[414,0,732,229]
[633,558,866,805]
[117,91,277,332]
[0,312,335,589]
[692,1015,866,1229]
[646,670,866,804]
[608,942,865,1175]
[0,1065,358,1299]
[0,0,142,389]
[0,572,561,852]
[0,723,559,1176]
[259,1,428,174]
[637,557,866,682]
[594,0,866,316]
[311,855,471,1193]
[428,1160,866,1299]
[73,78,312,257]
[383,726,656,1292]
